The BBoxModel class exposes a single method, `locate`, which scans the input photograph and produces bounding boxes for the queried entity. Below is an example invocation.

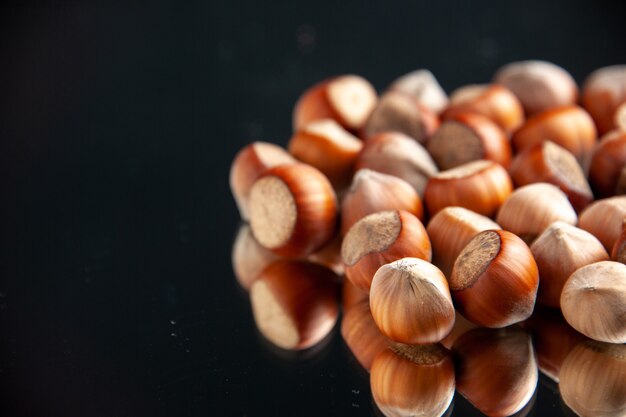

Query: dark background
[1,1,625,416]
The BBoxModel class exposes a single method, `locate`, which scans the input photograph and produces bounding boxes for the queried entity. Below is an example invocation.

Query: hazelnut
[424,160,513,218]
[530,221,608,308]
[443,84,524,134]
[387,69,449,114]
[496,183,577,244]
[426,206,501,278]
[363,90,439,144]
[450,229,539,328]
[578,195,626,252]
[511,105,597,171]
[341,169,423,235]
[229,142,296,220]
[582,65,626,135]
[560,261,626,344]
[341,279,369,311]
[249,163,337,257]
[509,140,593,212]
[341,210,431,290]
[288,119,362,190]
[493,60,578,115]
[293,75,377,132]
[355,131,438,197]
[588,129,626,198]
[427,112,512,170]
[611,220,626,264]
[370,258,455,344]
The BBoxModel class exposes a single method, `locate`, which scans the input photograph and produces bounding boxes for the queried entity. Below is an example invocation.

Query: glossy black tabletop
[2,1,626,416]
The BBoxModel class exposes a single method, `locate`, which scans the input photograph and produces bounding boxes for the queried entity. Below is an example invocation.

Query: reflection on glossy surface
[525,307,588,382]
[559,341,626,417]
[370,343,455,417]
[341,300,390,372]
[308,232,345,275]
[231,224,279,290]
[440,312,478,350]
[249,260,339,350]
[452,327,538,417]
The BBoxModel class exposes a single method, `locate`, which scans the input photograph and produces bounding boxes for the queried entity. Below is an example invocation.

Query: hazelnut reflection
[559,341,626,417]
[370,343,455,417]
[452,326,538,417]
[249,260,339,351]
[526,307,588,382]
[341,300,390,372]
[231,224,279,291]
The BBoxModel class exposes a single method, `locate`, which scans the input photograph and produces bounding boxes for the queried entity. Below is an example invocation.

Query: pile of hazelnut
[230,62,626,416]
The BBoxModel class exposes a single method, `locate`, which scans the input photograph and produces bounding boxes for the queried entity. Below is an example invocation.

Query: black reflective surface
[2,1,626,416]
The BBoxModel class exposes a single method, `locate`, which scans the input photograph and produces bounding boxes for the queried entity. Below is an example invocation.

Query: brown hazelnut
[355,131,438,197]
[249,163,337,257]
[424,160,513,218]
[450,229,539,328]
[363,90,439,144]
[341,169,423,235]
[341,210,431,290]
[293,75,377,132]
[369,258,455,344]
[288,119,362,190]
[428,112,512,170]
[493,60,578,115]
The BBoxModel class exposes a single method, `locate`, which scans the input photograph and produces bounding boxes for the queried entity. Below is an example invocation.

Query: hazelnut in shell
[248,163,337,257]
[560,261,626,344]
[493,60,578,115]
[341,210,431,291]
[578,195,626,252]
[341,169,423,235]
[424,160,513,218]
[450,229,539,328]
[426,206,501,278]
[229,142,296,220]
[369,258,455,344]
[363,90,439,144]
[288,119,362,190]
[293,75,377,132]
[530,221,608,308]
[496,182,577,244]
[355,131,438,197]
